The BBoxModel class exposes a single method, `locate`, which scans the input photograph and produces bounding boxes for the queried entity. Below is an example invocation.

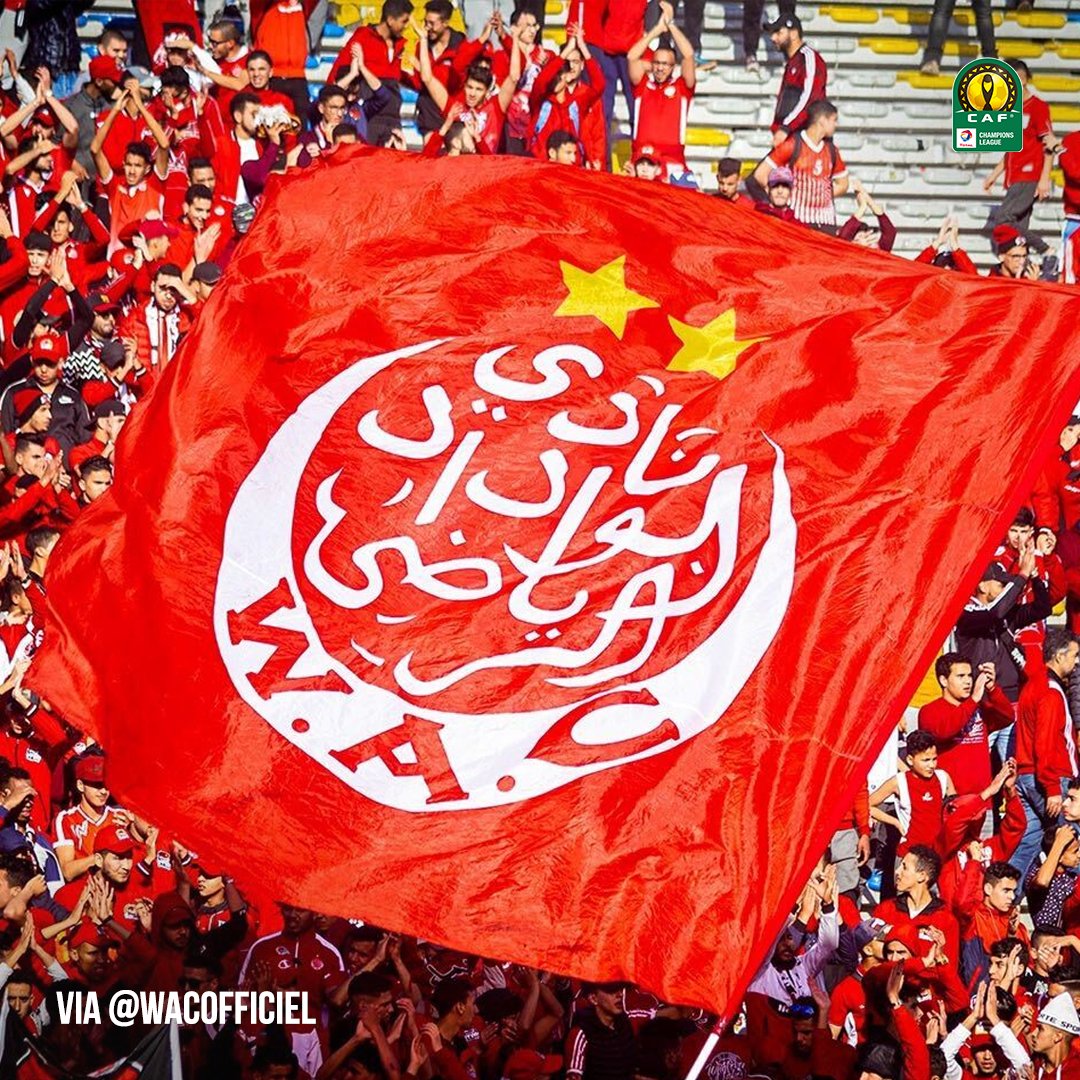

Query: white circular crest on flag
[213,339,797,813]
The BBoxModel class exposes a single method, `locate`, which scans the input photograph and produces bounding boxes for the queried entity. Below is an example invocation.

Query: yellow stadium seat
[1011,11,1066,28]
[897,70,953,90]
[859,35,920,53]
[333,2,361,27]
[548,26,567,44]
[1052,104,1080,123]
[1034,74,1080,92]
[1053,167,1065,187]
[449,6,466,31]
[910,659,942,710]
[686,127,732,146]
[944,38,1041,57]
[885,8,931,25]
[545,0,564,14]
[1055,42,1080,59]
[819,4,879,22]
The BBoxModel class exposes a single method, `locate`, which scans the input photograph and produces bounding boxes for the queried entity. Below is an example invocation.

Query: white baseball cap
[1039,992,1080,1036]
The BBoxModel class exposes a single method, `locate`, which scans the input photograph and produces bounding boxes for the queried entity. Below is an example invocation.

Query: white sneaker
[746,56,761,73]
[919,59,941,75]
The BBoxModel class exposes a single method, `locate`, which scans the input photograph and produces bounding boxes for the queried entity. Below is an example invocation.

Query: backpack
[789,132,840,172]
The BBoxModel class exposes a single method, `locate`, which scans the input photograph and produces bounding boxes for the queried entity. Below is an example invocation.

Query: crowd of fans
[0,0,1071,1077]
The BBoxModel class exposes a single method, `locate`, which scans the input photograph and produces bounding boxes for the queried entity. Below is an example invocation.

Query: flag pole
[682,1017,727,1080]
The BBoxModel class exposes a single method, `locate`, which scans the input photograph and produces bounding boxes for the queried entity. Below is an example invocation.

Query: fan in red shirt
[253,1,312,116]
[0,229,49,353]
[418,22,522,155]
[870,730,955,856]
[503,8,554,156]
[828,929,883,1044]
[873,846,962,987]
[1029,993,1080,1080]
[331,0,414,147]
[529,25,605,165]
[957,860,1028,986]
[1011,630,1080,887]
[919,654,1013,796]
[1032,418,1080,535]
[69,400,124,475]
[627,2,696,177]
[4,137,61,240]
[29,179,109,293]
[753,100,848,230]
[243,50,299,116]
[91,91,170,256]
[195,17,251,118]
[166,184,226,274]
[239,903,344,1074]
[915,215,979,273]
[983,61,1053,254]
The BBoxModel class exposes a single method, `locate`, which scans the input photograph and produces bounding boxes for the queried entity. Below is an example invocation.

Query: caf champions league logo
[952,58,1023,153]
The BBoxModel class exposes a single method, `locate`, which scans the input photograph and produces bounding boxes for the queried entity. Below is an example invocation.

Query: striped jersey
[766,131,847,227]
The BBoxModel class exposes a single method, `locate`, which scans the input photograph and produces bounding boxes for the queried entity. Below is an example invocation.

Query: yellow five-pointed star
[666,309,765,382]
[554,256,659,339]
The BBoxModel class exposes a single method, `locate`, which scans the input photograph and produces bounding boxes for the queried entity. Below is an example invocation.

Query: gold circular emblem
[957,63,1017,112]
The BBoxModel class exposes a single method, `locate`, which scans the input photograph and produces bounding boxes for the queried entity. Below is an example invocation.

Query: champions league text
[54,990,315,1028]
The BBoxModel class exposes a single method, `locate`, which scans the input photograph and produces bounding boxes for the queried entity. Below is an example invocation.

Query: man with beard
[748,863,839,1005]
[53,822,143,930]
[240,902,344,1076]
[409,0,466,143]
[62,292,123,389]
[118,263,194,370]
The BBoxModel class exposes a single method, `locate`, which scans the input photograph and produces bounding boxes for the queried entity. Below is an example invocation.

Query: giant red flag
[35,147,1080,1014]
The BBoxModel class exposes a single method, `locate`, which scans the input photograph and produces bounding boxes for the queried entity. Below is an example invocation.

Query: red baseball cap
[82,381,119,412]
[137,219,179,241]
[30,334,64,365]
[109,247,136,275]
[884,922,925,957]
[66,919,105,950]
[73,754,106,784]
[89,55,124,83]
[93,823,135,856]
[32,107,55,128]
[505,1050,563,1080]
[12,388,48,426]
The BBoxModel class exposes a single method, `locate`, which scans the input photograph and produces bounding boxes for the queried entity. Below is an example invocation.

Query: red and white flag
[34,147,1080,1014]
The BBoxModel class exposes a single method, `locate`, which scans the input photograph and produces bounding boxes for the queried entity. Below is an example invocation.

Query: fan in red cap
[135,218,179,264]
[28,333,66,367]
[52,753,130,882]
[53,820,145,931]
[1,327,96,457]
[989,225,1033,280]
[88,55,124,86]
[61,919,117,986]
[5,387,60,452]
